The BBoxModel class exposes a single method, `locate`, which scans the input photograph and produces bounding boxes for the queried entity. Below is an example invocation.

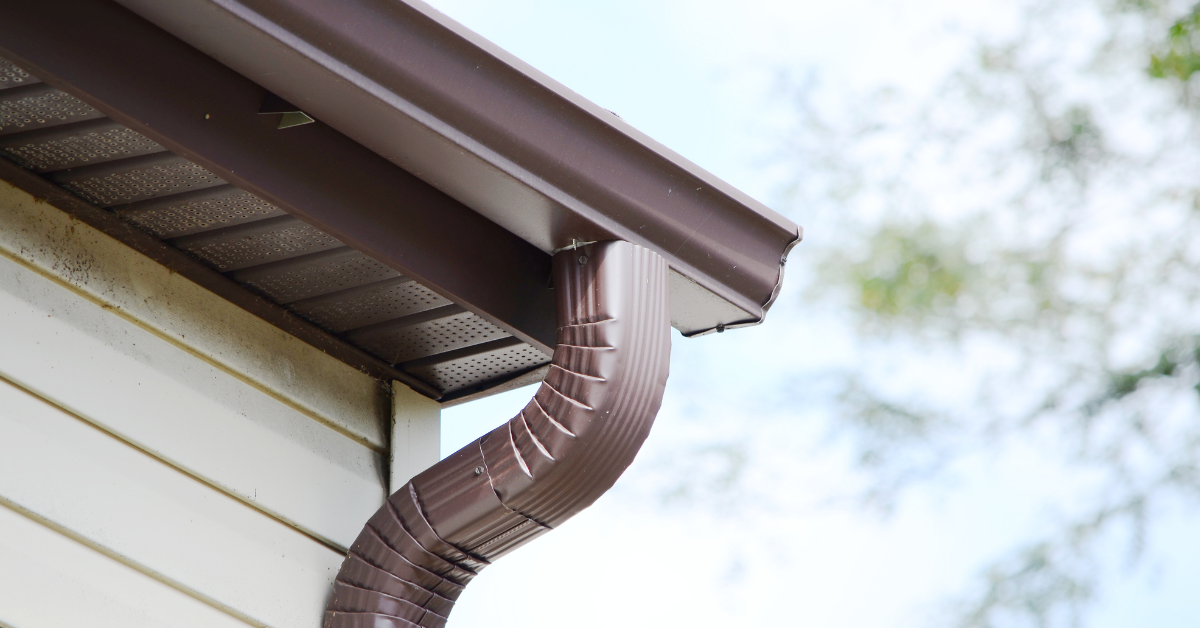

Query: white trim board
[391,380,441,492]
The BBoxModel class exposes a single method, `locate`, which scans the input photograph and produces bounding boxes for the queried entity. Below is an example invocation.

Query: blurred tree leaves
[1148,6,1200,80]
[776,0,1200,625]
[832,222,971,322]
[634,1,1200,624]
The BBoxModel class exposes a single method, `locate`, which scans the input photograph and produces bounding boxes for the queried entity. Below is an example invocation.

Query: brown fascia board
[0,0,558,355]
[111,0,804,336]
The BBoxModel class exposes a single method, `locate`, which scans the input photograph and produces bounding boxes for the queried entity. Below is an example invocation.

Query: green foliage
[821,218,1071,340]
[960,543,1095,628]
[1092,338,1200,410]
[1043,107,1104,179]
[1107,352,1179,399]
[780,0,1200,625]
[849,224,969,319]
[1148,6,1200,80]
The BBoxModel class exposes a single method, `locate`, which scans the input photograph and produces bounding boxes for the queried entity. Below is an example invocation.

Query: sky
[422,1,1199,627]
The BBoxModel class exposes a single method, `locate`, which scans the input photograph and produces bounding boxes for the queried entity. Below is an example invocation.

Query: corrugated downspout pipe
[325,240,671,628]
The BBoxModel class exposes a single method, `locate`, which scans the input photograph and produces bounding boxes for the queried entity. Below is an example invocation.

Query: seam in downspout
[325,240,672,628]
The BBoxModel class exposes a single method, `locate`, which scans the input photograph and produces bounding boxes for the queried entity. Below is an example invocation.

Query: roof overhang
[0,0,801,402]
[0,0,558,353]
[111,0,802,336]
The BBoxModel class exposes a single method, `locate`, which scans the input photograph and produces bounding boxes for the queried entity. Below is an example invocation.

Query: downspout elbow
[326,241,672,628]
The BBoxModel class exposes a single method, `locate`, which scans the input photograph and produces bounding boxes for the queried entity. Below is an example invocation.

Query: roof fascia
[0,0,558,355]
[113,0,803,335]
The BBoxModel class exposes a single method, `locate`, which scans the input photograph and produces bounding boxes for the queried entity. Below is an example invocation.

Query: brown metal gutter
[111,0,803,336]
[326,240,671,627]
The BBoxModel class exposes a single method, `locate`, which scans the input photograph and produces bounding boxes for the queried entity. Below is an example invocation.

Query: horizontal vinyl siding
[0,503,252,628]
[0,377,342,627]
[0,252,386,550]
[0,180,388,449]
[0,181,421,627]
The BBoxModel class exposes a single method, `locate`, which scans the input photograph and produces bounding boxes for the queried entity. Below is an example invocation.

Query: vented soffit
[0,51,547,404]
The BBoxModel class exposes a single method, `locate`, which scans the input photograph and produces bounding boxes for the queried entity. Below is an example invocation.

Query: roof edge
[114,0,802,334]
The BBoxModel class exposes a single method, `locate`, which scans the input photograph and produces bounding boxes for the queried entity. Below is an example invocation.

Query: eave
[113,0,803,336]
[0,0,801,403]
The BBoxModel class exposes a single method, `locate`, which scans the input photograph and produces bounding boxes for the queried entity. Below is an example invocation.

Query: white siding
[0,377,341,627]
[0,180,440,627]
[0,504,251,628]
[0,180,387,448]
[0,254,387,549]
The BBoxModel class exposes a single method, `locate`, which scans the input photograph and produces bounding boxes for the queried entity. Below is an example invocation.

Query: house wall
[0,180,439,628]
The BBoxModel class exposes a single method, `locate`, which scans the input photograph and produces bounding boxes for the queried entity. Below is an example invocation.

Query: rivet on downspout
[324,240,671,628]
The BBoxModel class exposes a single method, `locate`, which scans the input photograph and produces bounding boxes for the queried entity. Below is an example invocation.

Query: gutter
[112,0,803,337]
[325,241,671,627]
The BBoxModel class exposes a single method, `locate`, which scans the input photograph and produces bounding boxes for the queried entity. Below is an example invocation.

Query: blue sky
[424,2,1199,626]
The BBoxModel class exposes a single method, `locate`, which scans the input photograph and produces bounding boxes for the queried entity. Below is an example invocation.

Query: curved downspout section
[326,241,671,628]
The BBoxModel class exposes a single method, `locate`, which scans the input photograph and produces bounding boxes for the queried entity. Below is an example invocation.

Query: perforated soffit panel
[0,57,551,403]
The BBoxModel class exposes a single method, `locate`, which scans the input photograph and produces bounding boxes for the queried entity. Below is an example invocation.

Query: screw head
[578,255,589,265]
[474,466,484,476]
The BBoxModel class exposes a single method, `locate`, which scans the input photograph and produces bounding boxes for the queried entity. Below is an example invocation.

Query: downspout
[326,240,671,628]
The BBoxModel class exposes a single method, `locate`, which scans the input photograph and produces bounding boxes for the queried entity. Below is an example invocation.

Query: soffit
[0,53,550,403]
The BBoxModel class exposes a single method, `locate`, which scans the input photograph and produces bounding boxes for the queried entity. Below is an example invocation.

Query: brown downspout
[325,240,671,628]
